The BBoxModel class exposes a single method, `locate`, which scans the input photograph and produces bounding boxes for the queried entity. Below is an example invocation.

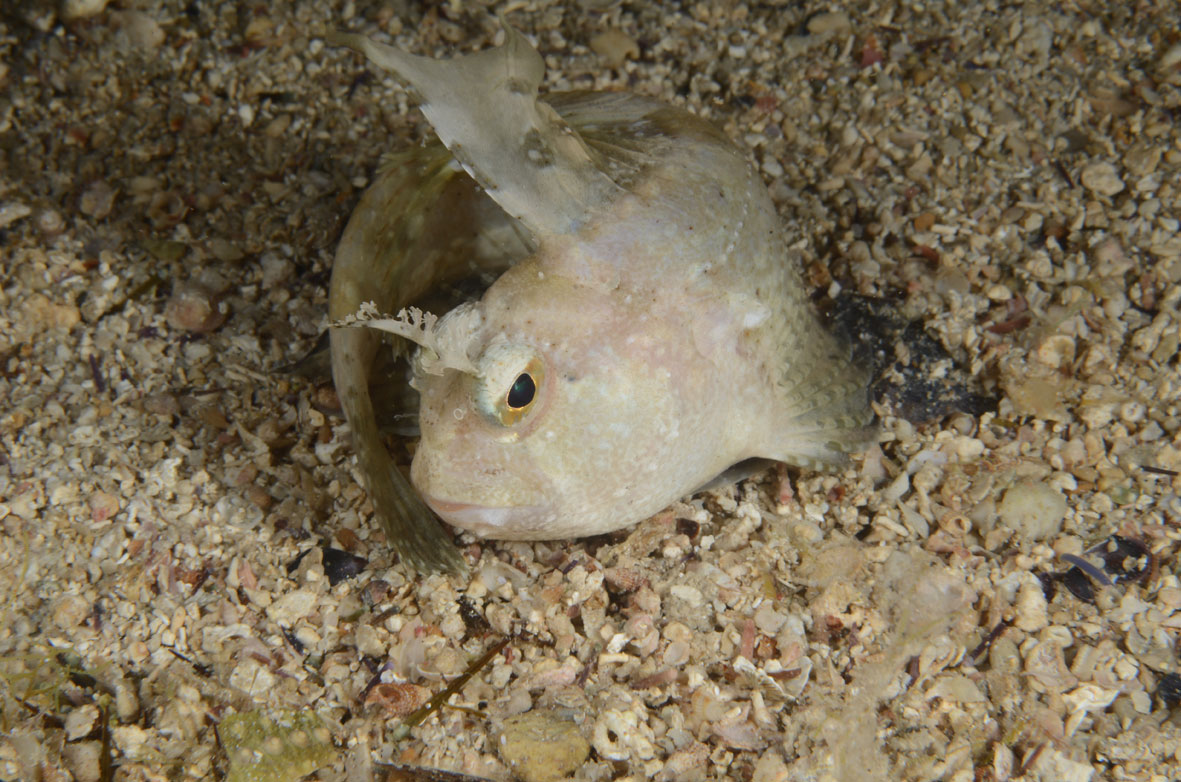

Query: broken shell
[1033,334,1076,369]
[917,635,964,679]
[1023,639,1078,692]
[1013,576,1049,632]
[592,707,657,762]
[364,682,430,717]
[1062,682,1119,715]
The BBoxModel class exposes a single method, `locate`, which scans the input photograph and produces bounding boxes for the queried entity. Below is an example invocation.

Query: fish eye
[506,373,536,409]
[473,343,545,428]
[494,359,543,426]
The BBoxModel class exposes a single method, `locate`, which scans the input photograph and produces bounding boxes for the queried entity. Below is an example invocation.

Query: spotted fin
[764,323,877,469]
[331,22,620,238]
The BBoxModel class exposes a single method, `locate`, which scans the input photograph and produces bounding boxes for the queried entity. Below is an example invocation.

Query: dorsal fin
[332,21,620,238]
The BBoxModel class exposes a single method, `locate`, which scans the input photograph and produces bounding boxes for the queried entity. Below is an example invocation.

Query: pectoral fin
[329,139,530,572]
[763,326,878,470]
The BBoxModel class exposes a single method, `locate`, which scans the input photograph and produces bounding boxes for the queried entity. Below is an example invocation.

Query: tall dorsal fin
[332,21,621,238]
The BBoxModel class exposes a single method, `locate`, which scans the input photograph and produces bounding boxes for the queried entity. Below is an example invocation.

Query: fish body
[330,23,874,566]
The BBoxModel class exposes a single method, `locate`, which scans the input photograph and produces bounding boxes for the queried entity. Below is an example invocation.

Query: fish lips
[422,494,554,540]
[409,402,557,539]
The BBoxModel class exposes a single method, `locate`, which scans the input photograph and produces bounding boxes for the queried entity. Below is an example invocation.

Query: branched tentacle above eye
[334,301,484,375]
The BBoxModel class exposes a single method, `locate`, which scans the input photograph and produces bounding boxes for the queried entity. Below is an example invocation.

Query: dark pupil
[506,373,536,409]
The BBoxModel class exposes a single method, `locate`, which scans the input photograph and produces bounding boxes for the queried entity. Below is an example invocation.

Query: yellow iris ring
[495,357,544,426]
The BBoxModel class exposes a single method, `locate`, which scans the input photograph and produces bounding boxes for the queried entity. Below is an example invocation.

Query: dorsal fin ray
[332,22,621,238]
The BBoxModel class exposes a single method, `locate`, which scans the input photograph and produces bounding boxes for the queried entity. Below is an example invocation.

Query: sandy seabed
[1,1,1179,781]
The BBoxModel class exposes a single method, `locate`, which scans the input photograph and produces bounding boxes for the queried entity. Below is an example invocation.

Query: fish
[329,21,875,573]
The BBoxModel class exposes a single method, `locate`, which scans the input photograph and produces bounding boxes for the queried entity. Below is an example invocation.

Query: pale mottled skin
[330,24,873,570]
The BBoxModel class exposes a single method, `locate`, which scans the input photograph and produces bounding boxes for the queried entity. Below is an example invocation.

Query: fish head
[409,264,685,540]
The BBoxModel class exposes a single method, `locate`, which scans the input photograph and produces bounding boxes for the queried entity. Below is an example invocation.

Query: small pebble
[209,237,246,263]
[265,589,318,625]
[1016,20,1053,60]
[499,710,590,782]
[807,11,852,36]
[165,282,227,333]
[22,294,82,331]
[1034,335,1076,369]
[143,392,180,417]
[36,208,66,236]
[243,16,274,46]
[264,114,293,138]
[752,753,790,782]
[1124,143,1161,176]
[88,490,119,522]
[228,662,278,703]
[244,485,273,510]
[115,681,140,722]
[590,30,639,68]
[998,480,1068,541]
[0,202,32,229]
[1092,237,1129,275]
[111,725,149,759]
[1013,577,1049,632]
[112,10,165,51]
[65,704,100,741]
[1158,43,1181,74]
[238,104,256,128]
[52,593,92,630]
[1157,587,1181,611]
[669,584,704,607]
[260,251,294,288]
[142,238,187,263]
[754,603,787,635]
[61,0,109,20]
[79,181,117,219]
[1079,161,1124,196]
[62,742,103,782]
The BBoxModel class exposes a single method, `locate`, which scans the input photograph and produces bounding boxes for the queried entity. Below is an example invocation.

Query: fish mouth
[423,495,548,539]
